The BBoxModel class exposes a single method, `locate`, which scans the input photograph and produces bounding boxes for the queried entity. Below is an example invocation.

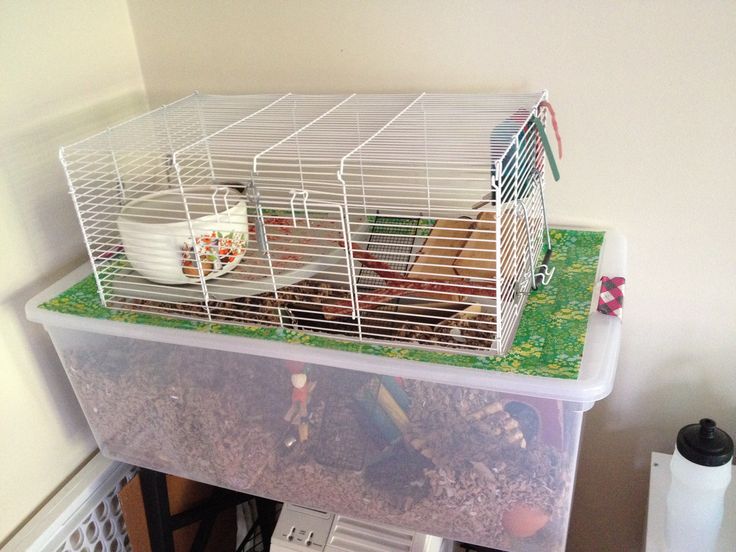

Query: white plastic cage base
[3,454,135,552]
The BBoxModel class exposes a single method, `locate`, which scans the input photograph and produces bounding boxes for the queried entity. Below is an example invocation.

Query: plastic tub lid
[26,222,625,408]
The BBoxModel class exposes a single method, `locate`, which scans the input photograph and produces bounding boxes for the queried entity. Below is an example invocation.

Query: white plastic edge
[3,454,132,552]
[25,223,626,409]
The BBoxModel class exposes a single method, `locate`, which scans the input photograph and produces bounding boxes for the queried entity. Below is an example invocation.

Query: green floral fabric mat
[41,229,604,380]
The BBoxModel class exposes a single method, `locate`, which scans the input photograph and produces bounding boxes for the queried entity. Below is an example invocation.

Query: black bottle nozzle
[699,418,717,440]
[677,418,734,467]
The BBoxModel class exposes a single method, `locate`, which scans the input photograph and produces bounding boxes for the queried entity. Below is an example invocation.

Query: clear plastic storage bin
[27,227,624,552]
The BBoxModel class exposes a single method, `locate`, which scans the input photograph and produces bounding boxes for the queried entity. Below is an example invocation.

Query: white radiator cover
[271,503,450,552]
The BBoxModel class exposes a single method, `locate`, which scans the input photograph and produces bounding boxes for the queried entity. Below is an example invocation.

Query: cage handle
[290,190,311,229]
[539,100,563,160]
[531,115,560,182]
[211,186,233,223]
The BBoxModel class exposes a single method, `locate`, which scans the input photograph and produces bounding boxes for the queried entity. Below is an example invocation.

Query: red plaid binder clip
[597,276,625,319]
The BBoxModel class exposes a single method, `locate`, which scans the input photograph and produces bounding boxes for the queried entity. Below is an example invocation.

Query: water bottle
[666,418,733,552]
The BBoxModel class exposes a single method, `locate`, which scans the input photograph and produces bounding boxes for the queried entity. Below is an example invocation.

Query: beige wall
[126,1,736,549]
[0,0,146,542]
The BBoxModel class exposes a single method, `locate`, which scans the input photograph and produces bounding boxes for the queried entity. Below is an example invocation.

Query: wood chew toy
[466,401,527,448]
[453,211,498,279]
[324,243,496,318]
[454,208,542,284]
[408,437,435,462]
[377,384,410,432]
[354,376,412,445]
[363,389,431,464]
[439,302,483,322]
[409,218,474,302]
[353,376,439,464]
[284,371,317,443]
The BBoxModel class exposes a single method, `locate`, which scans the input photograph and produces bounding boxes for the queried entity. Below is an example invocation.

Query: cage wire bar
[61,91,554,356]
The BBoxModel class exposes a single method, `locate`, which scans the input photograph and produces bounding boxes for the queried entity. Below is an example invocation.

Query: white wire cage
[61,91,557,355]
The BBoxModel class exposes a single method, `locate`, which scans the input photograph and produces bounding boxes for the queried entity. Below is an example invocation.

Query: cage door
[244,191,362,335]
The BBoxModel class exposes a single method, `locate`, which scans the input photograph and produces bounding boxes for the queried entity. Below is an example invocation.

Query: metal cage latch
[246,177,268,255]
[518,175,555,292]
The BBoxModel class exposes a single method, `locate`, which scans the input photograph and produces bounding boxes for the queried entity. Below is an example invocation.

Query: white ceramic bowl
[117,186,248,285]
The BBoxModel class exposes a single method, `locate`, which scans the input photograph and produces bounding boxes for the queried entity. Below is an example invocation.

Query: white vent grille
[54,474,133,552]
[4,454,135,552]
[327,515,415,552]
